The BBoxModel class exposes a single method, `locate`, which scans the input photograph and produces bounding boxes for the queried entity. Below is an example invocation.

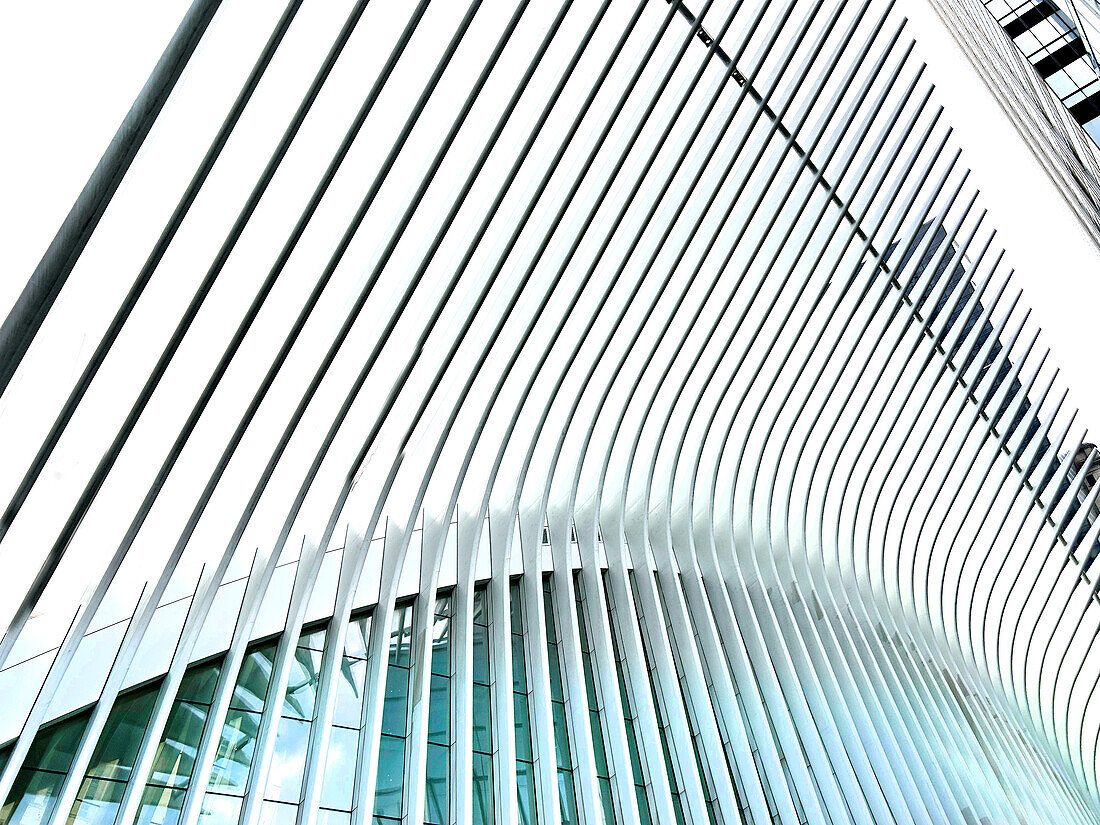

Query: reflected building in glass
[4,0,1100,824]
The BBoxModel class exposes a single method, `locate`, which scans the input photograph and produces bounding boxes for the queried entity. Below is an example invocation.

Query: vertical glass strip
[471,584,493,825]
[319,612,371,824]
[542,575,579,825]
[137,658,224,825]
[68,685,159,825]
[374,602,413,824]
[601,572,653,825]
[425,594,451,825]
[509,579,537,825]
[198,640,276,825]
[573,572,616,825]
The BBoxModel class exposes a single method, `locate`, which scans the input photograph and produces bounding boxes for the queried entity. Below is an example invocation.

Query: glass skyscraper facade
[2,0,1100,823]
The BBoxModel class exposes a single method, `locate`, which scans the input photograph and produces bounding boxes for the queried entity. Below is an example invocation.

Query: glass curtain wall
[374,602,413,824]
[509,579,537,825]
[471,585,493,825]
[425,594,451,825]
[542,575,579,825]
[572,573,616,825]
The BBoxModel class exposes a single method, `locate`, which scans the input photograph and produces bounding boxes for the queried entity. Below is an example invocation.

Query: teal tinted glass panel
[470,752,492,825]
[557,769,579,825]
[472,589,487,627]
[423,742,448,825]
[68,777,126,825]
[546,645,564,703]
[427,674,450,746]
[471,684,491,754]
[542,587,557,643]
[1,768,64,825]
[320,726,357,812]
[333,656,366,729]
[25,713,87,773]
[197,792,241,825]
[635,786,654,825]
[380,667,409,737]
[513,693,533,762]
[511,634,527,693]
[516,760,537,825]
[135,785,185,825]
[207,708,260,795]
[87,688,157,782]
[232,644,277,712]
[552,703,571,769]
[265,717,309,803]
[283,646,321,721]
[373,735,404,819]
[471,626,489,686]
[149,702,207,788]
[589,710,608,774]
[509,583,522,635]
[598,777,615,825]
[177,662,221,706]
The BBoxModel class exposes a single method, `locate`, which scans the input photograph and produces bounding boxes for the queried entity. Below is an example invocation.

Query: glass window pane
[344,616,370,662]
[557,769,578,825]
[207,708,260,795]
[333,657,366,730]
[471,752,492,825]
[149,702,207,788]
[547,645,564,703]
[25,713,88,773]
[598,777,616,825]
[197,792,241,825]
[472,590,487,628]
[434,594,451,618]
[388,606,412,668]
[511,635,526,693]
[509,583,522,635]
[177,663,221,706]
[472,684,491,754]
[431,615,449,676]
[381,667,409,737]
[552,703,571,769]
[373,735,404,820]
[2,768,64,825]
[283,647,321,721]
[589,710,608,775]
[471,626,489,687]
[516,760,537,825]
[319,727,358,812]
[256,800,296,825]
[264,717,310,803]
[87,688,157,782]
[297,628,327,653]
[317,810,350,825]
[232,645,277,713]
[68,777,126,825]
[427,674,450,746]
[423,742,448,825]
[513,693,532,763]
[135,785,185,825]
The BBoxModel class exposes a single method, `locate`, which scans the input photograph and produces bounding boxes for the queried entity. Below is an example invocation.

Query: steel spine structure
[2,1,1100,824]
